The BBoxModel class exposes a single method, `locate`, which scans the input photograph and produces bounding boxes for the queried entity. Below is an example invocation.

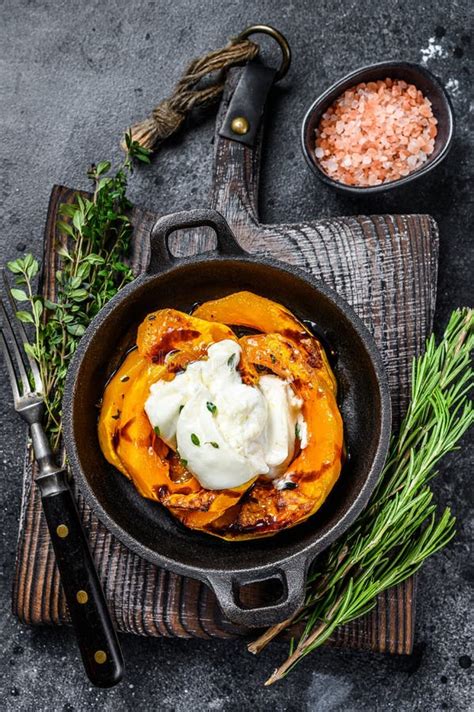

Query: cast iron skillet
[63,208,391,628]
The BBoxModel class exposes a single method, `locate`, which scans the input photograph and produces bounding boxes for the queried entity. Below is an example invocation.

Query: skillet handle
[148,208,246,273]
[206,561,306,628]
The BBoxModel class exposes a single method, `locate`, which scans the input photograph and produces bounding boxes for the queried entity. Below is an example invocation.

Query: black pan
[63,209,391,627]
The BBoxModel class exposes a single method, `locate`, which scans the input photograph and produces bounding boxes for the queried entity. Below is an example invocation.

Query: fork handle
[38,472,123,687]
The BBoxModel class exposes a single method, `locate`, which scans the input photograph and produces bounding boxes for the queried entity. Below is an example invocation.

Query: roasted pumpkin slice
[194,291,336,391]
[137,308,235,363]
[98,348,145,478]
[238,332,323,389]
[113,357,174,499]
[193,290,298,332]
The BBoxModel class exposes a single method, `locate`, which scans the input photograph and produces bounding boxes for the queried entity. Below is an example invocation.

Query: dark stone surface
[0,1,472,710]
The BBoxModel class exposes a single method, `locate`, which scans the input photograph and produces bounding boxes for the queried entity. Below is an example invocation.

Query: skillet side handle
[206,562,306,628]
[147,208,246,273]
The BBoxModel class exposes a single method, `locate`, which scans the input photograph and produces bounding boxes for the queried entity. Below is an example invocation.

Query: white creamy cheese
[144,340,306,490]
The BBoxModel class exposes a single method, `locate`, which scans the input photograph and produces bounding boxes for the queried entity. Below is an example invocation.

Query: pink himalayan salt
[315,78,438,187]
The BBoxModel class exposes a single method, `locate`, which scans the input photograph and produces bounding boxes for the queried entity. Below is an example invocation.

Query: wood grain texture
[12,67,437,651]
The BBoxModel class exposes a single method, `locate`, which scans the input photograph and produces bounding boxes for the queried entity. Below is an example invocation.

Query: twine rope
[122,37,259,152]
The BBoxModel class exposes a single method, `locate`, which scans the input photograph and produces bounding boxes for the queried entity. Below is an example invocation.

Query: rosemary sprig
[7,134,150,452]
[249,308,473,685]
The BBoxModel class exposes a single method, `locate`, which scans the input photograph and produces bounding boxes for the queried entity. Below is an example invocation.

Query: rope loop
[122,37,259,152]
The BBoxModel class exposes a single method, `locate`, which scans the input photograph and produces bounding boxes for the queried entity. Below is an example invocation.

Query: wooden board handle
[210,67,263,228]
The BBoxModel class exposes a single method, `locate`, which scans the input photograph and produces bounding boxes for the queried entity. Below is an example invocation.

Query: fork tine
[0,298,32,396]
[0,328,21,403]
[2,271,43,393]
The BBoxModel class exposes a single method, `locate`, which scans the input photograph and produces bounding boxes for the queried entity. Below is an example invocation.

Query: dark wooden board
[12,68,438,651]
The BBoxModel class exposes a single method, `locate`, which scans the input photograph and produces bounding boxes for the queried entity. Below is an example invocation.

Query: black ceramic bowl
[63,209,391,627]
[301,61,454,194]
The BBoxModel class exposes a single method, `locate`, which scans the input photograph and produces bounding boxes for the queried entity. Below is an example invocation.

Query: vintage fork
[0,278,123,687]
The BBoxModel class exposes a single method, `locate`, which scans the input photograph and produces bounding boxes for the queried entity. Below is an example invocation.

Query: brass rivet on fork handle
[94,650,107,664]
[56,523,69,538]
[76,590,89,604]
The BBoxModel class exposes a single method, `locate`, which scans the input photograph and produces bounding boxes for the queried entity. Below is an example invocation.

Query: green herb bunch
[7,134,151,452]
[250,308,473,685]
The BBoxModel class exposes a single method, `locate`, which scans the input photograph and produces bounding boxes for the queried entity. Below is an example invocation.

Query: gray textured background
[0,1,472,710]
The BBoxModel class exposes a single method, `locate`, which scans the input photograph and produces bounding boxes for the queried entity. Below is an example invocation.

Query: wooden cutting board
[12,68,438,651]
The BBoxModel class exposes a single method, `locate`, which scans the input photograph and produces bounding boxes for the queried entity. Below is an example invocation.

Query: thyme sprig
[249,308,473,685]
[7,134,150,452]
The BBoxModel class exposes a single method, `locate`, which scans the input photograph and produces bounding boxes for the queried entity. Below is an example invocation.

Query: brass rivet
[94,650,107,664]
[76,590,88,604]
[231,116,249,135]
[56,524,69,538]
